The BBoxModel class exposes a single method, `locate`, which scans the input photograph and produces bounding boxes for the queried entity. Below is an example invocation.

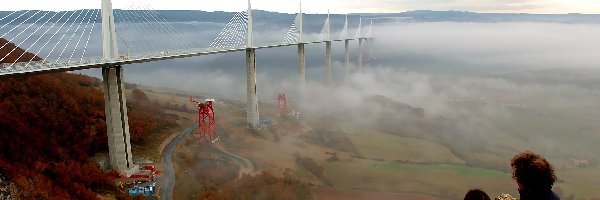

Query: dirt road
[161,124,196,200]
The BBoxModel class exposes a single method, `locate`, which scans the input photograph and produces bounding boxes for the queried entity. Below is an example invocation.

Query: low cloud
[71,20,600,167]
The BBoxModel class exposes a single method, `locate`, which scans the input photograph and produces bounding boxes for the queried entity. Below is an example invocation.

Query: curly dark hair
[464,189,491,200]
[511,151,557,191]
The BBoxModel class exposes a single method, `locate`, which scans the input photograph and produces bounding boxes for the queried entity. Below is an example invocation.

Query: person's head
[511,151,557,191]
[464,189,491,200]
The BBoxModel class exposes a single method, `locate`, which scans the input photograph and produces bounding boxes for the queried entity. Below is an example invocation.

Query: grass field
[344,127,465,164]
[333,105,600,199]
[553,167,600,199]
[372,162,508,178]
[311,187,444,200]
[458,103,600,159]
[323,161,514,199]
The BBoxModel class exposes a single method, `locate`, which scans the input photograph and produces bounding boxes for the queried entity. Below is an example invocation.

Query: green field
[344,128,465,164]
[323,161,514,199]
[335,106,600,199]
[553,167,600,198]
[458,103,600,158]
[372,162,507,178]
[299,96,600,199]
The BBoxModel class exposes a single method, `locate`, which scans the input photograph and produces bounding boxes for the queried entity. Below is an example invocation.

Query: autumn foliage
[0,38,41,63]
[0,73,114,199]
[128,88,177,144]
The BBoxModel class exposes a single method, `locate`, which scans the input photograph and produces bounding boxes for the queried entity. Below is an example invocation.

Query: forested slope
[0,38,174,199]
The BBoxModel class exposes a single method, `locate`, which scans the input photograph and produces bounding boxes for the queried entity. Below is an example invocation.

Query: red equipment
[276,93,288,117]
[129,174,150,179]
[190,96,217,143]
[143,165,155,171]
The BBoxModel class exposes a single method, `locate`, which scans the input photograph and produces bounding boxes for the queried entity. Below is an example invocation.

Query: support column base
[119,164,140,178]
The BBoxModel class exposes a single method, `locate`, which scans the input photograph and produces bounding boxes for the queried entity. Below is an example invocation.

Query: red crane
[276,93,288,117]
[190,96,217,143]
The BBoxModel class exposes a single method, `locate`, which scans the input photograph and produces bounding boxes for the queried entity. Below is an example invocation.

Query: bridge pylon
[102,0,118,59]
[101,0,136,177]
[323,10,332,86]
[246,0,253,48]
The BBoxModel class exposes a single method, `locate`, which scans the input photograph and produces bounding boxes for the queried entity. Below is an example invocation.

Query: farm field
[323,161,514,198]
[344,128,465,164]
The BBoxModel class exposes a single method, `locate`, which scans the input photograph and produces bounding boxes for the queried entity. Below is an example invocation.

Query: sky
[2,0,600,14]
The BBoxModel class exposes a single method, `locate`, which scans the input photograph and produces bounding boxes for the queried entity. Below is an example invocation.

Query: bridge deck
[0,39,367,78]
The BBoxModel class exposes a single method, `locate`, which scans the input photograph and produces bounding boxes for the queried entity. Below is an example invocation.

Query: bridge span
[0,0,374,176]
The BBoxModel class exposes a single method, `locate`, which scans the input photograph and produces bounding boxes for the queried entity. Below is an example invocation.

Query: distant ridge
[0,10,598,25]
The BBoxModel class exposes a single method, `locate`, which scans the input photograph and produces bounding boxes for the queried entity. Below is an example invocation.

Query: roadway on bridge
[0,39,360,77]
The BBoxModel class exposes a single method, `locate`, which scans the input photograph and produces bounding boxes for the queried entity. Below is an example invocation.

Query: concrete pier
[102,66,135,176]
[326,41,332,85]
[246,48,259,127]
[102,0,137,176]
[358,38,364,71]
[298,43,305,94]
[344,39,350,75]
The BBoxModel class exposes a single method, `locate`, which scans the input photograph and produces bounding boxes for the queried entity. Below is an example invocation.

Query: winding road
[160,108,255,199]
[217,144,256,177]
[161,123,197,200]
[215,126,256,178]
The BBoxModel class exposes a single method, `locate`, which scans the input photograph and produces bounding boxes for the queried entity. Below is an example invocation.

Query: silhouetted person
[511,151,560,200]
[464,189,491,200]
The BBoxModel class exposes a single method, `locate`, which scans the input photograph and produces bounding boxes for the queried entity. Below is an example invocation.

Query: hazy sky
[2,0,599,14]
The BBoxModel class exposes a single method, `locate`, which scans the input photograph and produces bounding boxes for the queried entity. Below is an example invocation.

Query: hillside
[367,95,425,118]
[0,38,41,64]
[0,73,119,199]
[0,38,175,199]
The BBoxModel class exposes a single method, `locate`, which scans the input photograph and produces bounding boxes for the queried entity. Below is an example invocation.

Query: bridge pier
[246,48,259,127]
[298,43,305,95]
[101,0,137,176]
[344,39,350,76]
[326,41,332,85]
[358,38,364,71]
[102,66,136,176]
